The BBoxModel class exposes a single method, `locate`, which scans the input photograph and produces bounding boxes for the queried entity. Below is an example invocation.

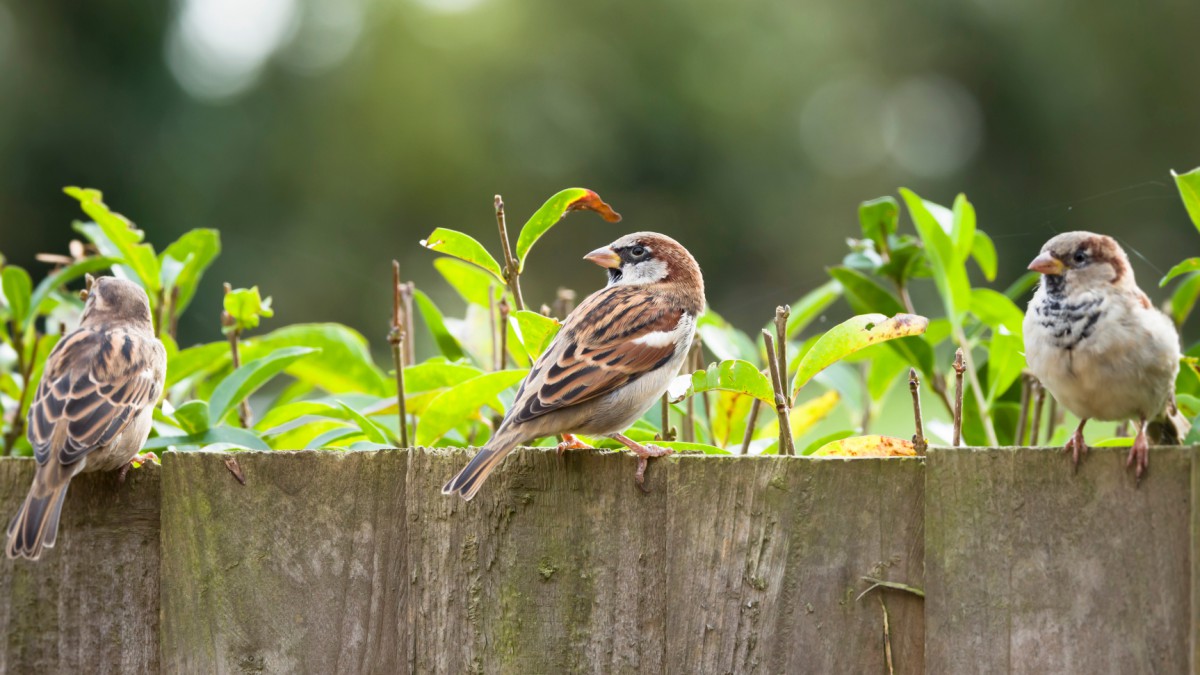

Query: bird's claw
[1064,430,1087,474]
[555,433,592,456]
[1126,436,1149,485]
[118,453,159,484]
[629,443,673,492]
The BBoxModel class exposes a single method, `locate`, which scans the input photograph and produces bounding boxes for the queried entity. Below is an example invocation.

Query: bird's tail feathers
[441,428,525,501]
[1148,396,1191,446]
[6,465,74,561]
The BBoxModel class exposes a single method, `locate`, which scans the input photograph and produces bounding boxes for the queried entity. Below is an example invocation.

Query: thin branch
[683,341,699,442]
[763,329,796,456]
[952,349,965,447]
[909,368,926,455]
[657,394,676,442]
[952,328,998,445]
[403,282,415,365]
[487,286,497,372]
[494,195,525,311]
[222,283,252,428]
[167,286,181,342]
[1015,374,1032,445]
[389,261,409,448]
[880,595,894,675]
[740,400,761,455]
[497,297,510,371]
[554,287,576,320]
[1044,396,1058,444]
[1029,380,1046,446]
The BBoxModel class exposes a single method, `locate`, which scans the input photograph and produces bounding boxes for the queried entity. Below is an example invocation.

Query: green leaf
[243,323,390,395]
[686,359,776,406]
[416,369,529,445]
[785,280,842,338]
[161,229,220,314]
[514,188,622,273]
[413,289,466,361]
[791,313,929,398]
[172,400,210,434]
[858,196,899,250]
[1170,273,1200,326]
[866,348,909,402]
[308,425,363,449]
[711,391,754,447]
[207,346,318,426]
[950,194,976,262]
[828,267,935,377]
[255,401,344,433]
[985,332,1025,404]
[434,257,503,307]
[1160,258,1200,288]
[654,441,730,455]
[971,230,997,281]
[420,228,505,282]
[1,266,32,325]
[166,342,228,388]
[65,187,162,292]
[970,288,1025,337]
[1172,167,1200,233]
[510,310,562,360]
[336,400,393,445]
[223,286,273,334]
[143,426,270,451]
[698,310,760,363]
[24,257,121,331]
[901,189,971,326]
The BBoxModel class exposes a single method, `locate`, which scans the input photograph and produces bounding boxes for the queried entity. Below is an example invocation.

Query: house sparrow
[6,276,166,560]
[443,232,705,501]
[1023,232,1186,480]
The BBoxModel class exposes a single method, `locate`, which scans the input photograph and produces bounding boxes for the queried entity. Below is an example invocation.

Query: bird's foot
[1064,428,1087,473]
[1127,428,1149,485]
[628,442,674,492]
[556,433,592,456]
[118,453,159,484]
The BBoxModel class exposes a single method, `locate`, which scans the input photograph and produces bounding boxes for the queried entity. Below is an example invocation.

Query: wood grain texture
[0,458,161,674]
[161,449,925,674]
[925,446,1195,674]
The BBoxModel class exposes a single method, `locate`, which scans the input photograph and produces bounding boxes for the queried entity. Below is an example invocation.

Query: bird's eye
[1073,250,1087,265]
[630,246,646,258]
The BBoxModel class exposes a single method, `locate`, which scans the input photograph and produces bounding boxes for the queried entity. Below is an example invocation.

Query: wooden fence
[1,446,1196,673]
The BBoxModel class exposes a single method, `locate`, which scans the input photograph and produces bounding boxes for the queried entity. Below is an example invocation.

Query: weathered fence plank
[162,449,925,674]
[0,459,161,674]
[925,446,1195,674]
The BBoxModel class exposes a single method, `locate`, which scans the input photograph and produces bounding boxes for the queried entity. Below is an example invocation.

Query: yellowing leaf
[764,390,840,438]
[811,435,916,458]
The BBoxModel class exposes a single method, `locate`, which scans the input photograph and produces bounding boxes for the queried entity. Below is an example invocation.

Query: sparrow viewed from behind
[6,276,166,560]
[443,232,705,501]
[1023,232,1186,480]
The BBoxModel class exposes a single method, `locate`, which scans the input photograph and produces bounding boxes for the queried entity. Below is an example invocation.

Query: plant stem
[1015,374,1031,445]
[1029,381,1046,446]
[154,288,166,338]
[494,195,525,311]
[658,394,675,442]
[2,320,35,456]
[763,329,795,456]
[909,368,926,455]
[952,328,998,445]
[683,342,699,442]
[223,283,252,428]
[1044,396,1058,443]
[487,287,497,372]
[554,287,576,319]
[740,400,761,455]
[167,286,181,342]
[952,348,965,447]
[389,261,409,448]
[403,282,415,365]
[497,297,510,371]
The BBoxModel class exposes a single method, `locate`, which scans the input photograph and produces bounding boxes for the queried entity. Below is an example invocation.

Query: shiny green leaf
[514,188,622,273]
[420,228,504,282]
[510,310,561,360]
[791,313,929,398]
[416,369,528,445]
[858,196,899,249]
[65,187,162,292]
[172,400,210,434]
[971,230,997,281]
[144,426,270,451]
[986,332,1025,404]
[951,193,976,262]
[970,288,1025,337]
[207,346,318,426]
[1172,167,1200,233]
[413,289,466,361]
[161,229,220,314]
[1,266,32,325]
[901,189,971,326]
[1171,273,1200,326]
[1160,257,1200,287]
[434,257,503,307]
[223,286,273,335]
[686,359,776,406]
[243,323,390,395]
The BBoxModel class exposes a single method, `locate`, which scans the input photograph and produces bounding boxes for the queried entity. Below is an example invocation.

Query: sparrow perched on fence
[443,232,705,501]
[1023,232,1187,479]
[6,276,166,560]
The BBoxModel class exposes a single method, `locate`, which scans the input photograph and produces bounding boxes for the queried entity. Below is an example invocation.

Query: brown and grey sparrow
[1023,232,1186,479]
[6,276,166,560]
[443,232,705,500]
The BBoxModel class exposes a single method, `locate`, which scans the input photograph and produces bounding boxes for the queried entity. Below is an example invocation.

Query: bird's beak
[584,246,622,269]
[1027,252,1065,275]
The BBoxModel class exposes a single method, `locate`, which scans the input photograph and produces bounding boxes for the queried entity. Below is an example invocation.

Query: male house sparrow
[6,276,166,560]
[443,232,705,501]
[1023,232,1186,479]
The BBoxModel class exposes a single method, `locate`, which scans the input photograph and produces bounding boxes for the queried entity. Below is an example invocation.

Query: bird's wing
[505,286,684,426]
[27,326,165,465]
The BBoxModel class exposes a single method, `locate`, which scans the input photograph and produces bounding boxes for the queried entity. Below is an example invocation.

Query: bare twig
[224,457,246,485]
[952,349,965,447]
[388,261,410,448]
[1114,420,1129,438]
[1045,396,1059,443]
[952,330,998,445]
[222,283,253,428]
[857,576,926,601]
[494,195,525,311]
[773,306,789,389]
[740,400,762,455]
[879,596,894,675]
[1015,374,1032,445]
[167,286,180,342]
[860,363,872,434]
[909,368,926,455]
[657,394,676,442]
[683,341,700,443]
[403,282,415,365]
[553,287,576,320]
[763,329,796,456]
[154,288,166,338]
[497,297,511,371]
[1029,380,1046,446]
[487,286,497,372]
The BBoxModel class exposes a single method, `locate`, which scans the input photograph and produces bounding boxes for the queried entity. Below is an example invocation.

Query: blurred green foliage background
[1,0,1198,347]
